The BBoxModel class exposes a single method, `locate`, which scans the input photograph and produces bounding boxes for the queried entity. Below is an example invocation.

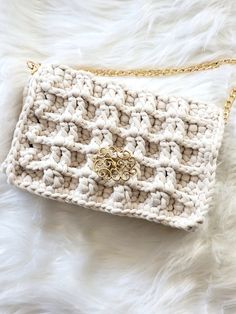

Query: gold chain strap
[27,58,236,123]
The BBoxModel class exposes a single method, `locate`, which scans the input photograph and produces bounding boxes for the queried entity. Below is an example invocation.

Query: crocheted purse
[2,60,236,230]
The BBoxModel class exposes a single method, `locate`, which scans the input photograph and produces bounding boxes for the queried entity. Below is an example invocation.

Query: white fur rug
[0,0,236,313]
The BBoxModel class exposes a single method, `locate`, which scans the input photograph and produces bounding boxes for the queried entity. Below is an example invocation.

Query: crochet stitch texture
[3,64,225,230]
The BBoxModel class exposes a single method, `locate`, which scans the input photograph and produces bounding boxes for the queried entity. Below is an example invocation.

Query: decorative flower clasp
[93,146,137,182]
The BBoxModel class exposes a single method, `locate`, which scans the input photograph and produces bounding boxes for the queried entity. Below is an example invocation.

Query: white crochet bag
[2,60,235,231]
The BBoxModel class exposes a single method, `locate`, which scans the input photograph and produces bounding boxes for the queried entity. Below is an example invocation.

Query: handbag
[2,59,236,231]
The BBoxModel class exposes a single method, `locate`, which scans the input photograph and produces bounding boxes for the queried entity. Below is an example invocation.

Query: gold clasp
[93,146,137,182]
[27,60,41,75]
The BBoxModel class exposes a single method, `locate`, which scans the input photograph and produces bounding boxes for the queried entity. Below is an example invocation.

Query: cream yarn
[2,64,225,230]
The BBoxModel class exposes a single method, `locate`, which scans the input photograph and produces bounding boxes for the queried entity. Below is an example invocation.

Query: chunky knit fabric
[2,64,225,230]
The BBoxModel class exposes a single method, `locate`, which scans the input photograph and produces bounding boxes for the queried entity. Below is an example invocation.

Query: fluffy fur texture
[0,0,235,313]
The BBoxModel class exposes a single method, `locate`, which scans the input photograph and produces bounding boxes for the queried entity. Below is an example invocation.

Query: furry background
[0,0,236,313]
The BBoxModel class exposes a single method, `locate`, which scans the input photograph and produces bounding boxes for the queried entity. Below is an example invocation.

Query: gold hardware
[27,60,41,75]
[224,87,236,123]
[80,58,236,78]
[93,146,137,182]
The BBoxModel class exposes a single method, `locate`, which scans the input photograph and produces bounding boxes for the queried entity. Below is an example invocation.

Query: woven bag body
[3,64,225,230]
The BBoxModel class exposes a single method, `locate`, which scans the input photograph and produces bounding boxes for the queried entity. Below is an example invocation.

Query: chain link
[81,58,236,77]
[223,87,236,122]
[27,58,236,123]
